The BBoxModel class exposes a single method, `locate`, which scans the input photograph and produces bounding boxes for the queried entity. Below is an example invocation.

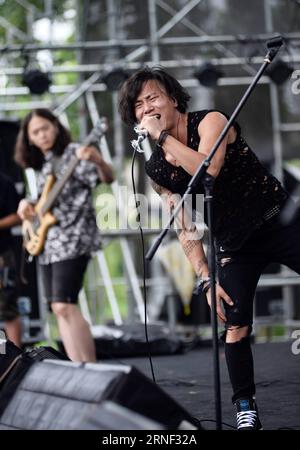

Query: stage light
[22,68,51,95]
[101,68,129,91]
[266,59,294,85]
[194,62,223,87]
[21,53,51,95]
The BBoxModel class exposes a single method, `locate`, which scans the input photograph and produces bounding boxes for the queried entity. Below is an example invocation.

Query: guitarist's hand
[76,146,114,184]
[17,199,36,221]
[76,145,103,165]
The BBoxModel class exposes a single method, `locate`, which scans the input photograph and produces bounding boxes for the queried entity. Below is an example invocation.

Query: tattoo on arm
[149,179,208,270]
[180,237,199,256]
[150,180,175,214]
[196,258,208,274]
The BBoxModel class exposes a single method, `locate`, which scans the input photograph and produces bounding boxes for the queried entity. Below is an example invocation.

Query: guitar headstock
[84,118,108,147]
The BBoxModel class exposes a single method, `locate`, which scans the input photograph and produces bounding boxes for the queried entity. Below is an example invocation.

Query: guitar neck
[41,155,79,215]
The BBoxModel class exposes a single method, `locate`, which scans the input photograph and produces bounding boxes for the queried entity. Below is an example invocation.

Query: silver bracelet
[194,276,211,294]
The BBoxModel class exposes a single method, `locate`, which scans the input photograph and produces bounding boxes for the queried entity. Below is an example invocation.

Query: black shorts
[40,254,90,304]
[0,250,19,321]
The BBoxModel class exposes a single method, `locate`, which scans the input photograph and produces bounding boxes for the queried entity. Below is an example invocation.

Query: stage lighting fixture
[101,68,129,91]
[266,59,294,85]
[22,68,52,95]
[194,62,223,87]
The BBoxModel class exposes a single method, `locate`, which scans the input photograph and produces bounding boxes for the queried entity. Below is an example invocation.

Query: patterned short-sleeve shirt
[37,143,102,265]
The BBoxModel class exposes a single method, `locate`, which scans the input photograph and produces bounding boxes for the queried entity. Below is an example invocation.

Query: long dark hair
[118,66,191,125]
[14,109,71,170]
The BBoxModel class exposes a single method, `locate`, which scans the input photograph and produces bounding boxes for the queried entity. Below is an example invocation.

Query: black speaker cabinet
[0,351,200,430]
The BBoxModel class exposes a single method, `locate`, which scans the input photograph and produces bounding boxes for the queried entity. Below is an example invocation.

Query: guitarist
[15,109,114,362]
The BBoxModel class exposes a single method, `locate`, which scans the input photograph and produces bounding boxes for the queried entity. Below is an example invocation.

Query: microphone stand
[146,37,283,430]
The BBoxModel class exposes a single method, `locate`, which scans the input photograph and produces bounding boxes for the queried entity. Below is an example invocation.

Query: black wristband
[203,280,217,295]
[156,130,169,148]
[202,282,211,295]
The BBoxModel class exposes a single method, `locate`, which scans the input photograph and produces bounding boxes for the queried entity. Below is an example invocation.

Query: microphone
[134,125,149,140]
[130,116,160,153]
[267,35,284,49]
[131,125,149,153]
[266,35,284,62]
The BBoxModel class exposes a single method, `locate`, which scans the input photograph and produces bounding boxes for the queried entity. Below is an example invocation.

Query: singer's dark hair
[14,108,71,170]
[118,66,191,125]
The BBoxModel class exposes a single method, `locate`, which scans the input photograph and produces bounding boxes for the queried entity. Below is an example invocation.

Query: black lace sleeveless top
[145,110,288,251]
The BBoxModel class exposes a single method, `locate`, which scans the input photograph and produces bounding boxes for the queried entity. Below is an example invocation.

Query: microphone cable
[131,146,156,384]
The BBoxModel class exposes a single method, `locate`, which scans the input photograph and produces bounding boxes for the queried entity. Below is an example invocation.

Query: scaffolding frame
[1,0,299,192]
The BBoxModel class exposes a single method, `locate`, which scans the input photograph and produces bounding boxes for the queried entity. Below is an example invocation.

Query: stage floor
[109,341,300,430]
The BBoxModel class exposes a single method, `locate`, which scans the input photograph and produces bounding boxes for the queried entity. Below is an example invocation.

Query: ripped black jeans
[216,209,300,403]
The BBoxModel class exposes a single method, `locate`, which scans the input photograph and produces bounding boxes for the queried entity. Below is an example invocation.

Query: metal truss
[1,0,299,174]
[0,0,300,94]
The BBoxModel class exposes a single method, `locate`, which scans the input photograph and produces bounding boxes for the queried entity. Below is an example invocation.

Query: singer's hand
[205,283,234,324]
[140,115,164,141]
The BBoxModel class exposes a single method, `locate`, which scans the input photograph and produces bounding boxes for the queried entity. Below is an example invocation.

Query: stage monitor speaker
[0,342,69,416]
[0,346,200,430]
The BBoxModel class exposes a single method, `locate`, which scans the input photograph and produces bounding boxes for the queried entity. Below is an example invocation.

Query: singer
[119,66,300,430]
